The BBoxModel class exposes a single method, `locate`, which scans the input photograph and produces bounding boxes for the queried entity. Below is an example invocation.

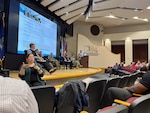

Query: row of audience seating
[30,72,142,113]
[97,93,150,113]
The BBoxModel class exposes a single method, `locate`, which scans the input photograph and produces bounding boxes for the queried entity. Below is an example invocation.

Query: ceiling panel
[48,0,77,12]
[112,9,141,18]
[92,0,122,11]
[38,0,150,27]
[61,7,88,21]
[55,0,89,16]
[120,0,150,9]
[40,0,56,7]
[66,14,83,25]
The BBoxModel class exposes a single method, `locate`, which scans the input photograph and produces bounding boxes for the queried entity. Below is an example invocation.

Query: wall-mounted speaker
[90,25,100,36]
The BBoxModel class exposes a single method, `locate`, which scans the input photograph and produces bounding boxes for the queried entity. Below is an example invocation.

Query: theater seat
[84,79,107,113]
[31,85,55,113]
[97,105,128,113]
[97,93,150,113]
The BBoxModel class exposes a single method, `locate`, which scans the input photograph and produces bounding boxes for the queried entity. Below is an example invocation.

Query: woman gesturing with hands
[19,53,45,87]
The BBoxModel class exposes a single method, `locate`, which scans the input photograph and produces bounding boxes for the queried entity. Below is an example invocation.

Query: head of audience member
[29,43,35,50]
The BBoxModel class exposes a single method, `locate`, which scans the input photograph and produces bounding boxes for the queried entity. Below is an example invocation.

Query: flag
[0,13,5,58]
[63,38,67,56]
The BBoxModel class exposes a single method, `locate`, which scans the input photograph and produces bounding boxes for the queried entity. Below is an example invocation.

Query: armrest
[114,99,131,107]
[133,93,143,97]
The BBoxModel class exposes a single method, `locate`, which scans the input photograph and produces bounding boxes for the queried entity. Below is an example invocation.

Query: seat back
[84,79,107,113]
[118,75,129,88]
[106,77,121,90]
[129,94,150,113]
[126,73,138,87]
[97,105,128,113]
[31,85,55,113]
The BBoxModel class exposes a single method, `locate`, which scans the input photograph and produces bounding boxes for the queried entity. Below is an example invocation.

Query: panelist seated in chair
[101,71,150,108]
[62,55,73,69]
[19,53,45,87]
[48,52,61,69]
[27,43,56,74]
[71,54,82,68]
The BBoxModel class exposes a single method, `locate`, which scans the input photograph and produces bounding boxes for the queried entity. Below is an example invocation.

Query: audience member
[101,72,150,108]
[146,60,150,71]
[19,53,45,87]
[27,43,56,73]
[130,62,137,70]
[109,63,121,75]
[0,76,38,113]
[135,60,142,69]
[140,61,147,72]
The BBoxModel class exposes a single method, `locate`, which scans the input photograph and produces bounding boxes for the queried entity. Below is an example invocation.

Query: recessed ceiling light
[133,16,148,22]
[143,18,148,22]
[147,6,150,9]
[105,13,117,18]
[133,16,139,19]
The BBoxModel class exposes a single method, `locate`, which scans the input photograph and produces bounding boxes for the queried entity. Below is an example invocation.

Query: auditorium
[1,0,150,113]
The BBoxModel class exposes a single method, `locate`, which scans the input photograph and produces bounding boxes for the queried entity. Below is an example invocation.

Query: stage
[10,68,102,86]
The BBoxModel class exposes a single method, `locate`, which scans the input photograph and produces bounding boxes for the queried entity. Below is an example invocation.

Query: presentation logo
[24,10,41,23]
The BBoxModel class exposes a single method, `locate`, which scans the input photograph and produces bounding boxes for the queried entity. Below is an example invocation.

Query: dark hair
[26,53,33,59]
[29,43,34,48]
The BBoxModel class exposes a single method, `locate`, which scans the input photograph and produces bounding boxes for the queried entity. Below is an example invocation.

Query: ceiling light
[143,18,148,22]
[105,13,117,18]
[65,12,69,15]
[134,8,139,11]
[121,17,127,20]
[147,6,150,9]
[133,16,148,22]
[133,16,138,19]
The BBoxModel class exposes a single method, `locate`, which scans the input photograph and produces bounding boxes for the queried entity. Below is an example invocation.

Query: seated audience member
[27,43,56,73]
[48,52,60,69]
[19,53,45,87]
[140,61,147,72]
[146,60,150,70]
[0,76,38,113]
[109,63,121,75]
[101,72,150,108]
[130,62,138,70]
[135,60,142,70]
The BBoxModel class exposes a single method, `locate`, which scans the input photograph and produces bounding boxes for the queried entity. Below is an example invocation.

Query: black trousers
[37,61,52,72]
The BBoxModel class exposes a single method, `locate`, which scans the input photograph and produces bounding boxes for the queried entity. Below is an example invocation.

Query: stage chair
[98,93,150,113]
[31,85,55,113]
[83,79,107,113]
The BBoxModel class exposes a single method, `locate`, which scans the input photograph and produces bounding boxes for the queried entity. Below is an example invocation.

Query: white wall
[78,34,120,68]
[65,21,150,67]
[104,30,150,65]
[66,21,104,57]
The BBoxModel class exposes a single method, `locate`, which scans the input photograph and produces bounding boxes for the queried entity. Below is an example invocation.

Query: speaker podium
[80,56,88,68]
